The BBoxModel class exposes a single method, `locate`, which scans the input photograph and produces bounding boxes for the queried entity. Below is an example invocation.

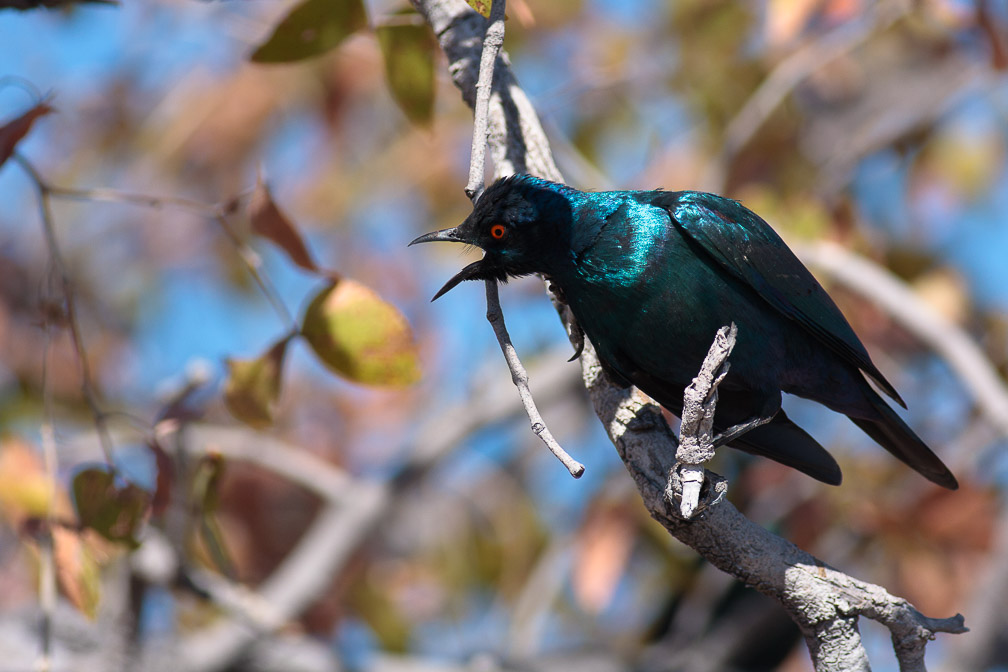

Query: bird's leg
[711,393,781,448]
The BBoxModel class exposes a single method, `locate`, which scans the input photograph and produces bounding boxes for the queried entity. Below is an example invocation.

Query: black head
[410,175,574,300]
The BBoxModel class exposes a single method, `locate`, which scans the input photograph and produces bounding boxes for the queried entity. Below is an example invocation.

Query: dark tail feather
[729,411,843,486]
[849,392,958,490]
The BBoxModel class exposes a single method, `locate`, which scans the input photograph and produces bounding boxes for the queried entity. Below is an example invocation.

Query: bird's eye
[490,224,507,240]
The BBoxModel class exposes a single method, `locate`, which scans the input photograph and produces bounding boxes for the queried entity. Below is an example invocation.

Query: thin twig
[211,214,299,333]
[14,156,299,334]
[485,282,584,478]
[36,326,57,672]
[463,0,583,477]
[13,153,116,464]
[704,0,909,192]
[464,0,506,202]
[44,183,223,217]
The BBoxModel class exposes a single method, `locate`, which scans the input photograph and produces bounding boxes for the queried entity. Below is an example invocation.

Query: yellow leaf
[53,527,102,620]
[465,0,492,18]
[0,439,55,524]
[302,279,421,386]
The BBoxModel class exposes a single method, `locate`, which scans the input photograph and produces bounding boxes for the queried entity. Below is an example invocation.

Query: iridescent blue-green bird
[410,175,957,489]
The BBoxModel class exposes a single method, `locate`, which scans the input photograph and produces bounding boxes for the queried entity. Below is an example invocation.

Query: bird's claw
[568,321,585,361]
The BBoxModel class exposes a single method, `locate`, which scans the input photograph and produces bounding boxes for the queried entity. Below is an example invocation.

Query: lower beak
[431,259,494,301]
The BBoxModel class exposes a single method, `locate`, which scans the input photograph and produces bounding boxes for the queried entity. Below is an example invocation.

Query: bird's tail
[849,390,958,490]
[730,411,843,486]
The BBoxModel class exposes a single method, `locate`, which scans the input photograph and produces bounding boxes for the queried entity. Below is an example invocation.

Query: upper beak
[409,226,465,246]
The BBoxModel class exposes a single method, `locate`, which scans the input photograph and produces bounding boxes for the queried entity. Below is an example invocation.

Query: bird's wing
[659,190,904,406]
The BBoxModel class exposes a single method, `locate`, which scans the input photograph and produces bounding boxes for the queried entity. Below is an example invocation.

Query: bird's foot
[567,320,585,361]
[666,463,727,520]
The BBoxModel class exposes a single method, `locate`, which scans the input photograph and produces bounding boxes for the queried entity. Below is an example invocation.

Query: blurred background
[1,0,1007,670]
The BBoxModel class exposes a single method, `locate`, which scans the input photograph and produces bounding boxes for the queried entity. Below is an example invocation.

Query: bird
[410,174,958,489]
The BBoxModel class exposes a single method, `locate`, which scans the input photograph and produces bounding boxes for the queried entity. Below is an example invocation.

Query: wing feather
[658,191,904,406]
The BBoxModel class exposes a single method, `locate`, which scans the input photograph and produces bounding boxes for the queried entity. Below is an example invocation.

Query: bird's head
[410,174,574,300]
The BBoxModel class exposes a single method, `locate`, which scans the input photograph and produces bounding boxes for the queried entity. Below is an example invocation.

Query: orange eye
[490,224,507,240]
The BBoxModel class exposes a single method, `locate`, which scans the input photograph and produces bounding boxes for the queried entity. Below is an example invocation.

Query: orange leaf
[0,438,56,525]
[0,102,53,169]
[249,177,319,273]
[573,505,636,613]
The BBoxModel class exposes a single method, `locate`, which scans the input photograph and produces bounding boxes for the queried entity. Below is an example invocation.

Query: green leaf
[72,468,149,548]
[302,279,421,386]
[190,453,234,576]
[465,0,492,18]
[223,336,291,429]
[250,0,368,63]
[376,18,436,126]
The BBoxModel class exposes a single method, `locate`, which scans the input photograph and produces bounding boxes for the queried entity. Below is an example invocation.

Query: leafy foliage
[376,19,437,126]
[250,0,368,63]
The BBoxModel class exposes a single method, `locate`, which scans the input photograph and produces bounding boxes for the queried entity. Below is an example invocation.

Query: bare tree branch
[705,0,910,191]
[413,0,969,668]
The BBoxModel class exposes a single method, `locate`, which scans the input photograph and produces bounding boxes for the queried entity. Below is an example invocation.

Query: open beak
[410,225,495,301]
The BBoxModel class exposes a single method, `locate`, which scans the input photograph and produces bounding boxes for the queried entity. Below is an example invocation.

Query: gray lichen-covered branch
[411,0,967,669]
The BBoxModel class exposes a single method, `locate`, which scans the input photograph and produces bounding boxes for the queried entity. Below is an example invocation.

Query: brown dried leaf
[250,178,319,273]
[147,439,174,516]
[223,335,291,428]
[0,102,52,169]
